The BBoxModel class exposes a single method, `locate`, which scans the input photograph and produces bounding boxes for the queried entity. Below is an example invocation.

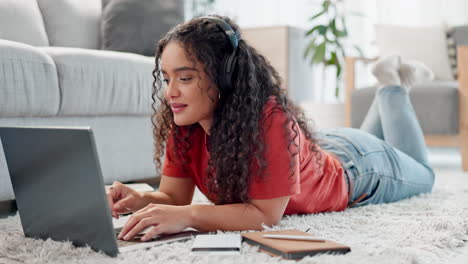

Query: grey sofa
[0,0,181,203]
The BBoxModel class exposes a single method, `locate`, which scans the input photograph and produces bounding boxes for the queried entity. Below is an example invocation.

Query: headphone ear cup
[219,52,237,93]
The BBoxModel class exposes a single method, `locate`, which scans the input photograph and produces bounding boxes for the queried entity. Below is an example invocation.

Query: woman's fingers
[117,204,189,241]
[141,226,163,242]
[120,215,157,241]
[106,181,135,218]
[106,186,119,218]
[113,196,135,214]
[106,188,114,215]
[118,206,157,240]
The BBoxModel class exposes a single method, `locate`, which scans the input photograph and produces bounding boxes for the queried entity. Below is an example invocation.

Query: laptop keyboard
[115,229,200,248]
[112,215,200,248]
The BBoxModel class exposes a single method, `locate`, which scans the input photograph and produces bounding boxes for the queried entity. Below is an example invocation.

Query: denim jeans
[317,85,435,207]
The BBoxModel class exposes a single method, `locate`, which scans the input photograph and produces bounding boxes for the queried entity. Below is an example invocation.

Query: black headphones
[200,16,241,93]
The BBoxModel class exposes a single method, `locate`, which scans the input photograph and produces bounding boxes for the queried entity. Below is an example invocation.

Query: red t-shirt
[162,98,348,215]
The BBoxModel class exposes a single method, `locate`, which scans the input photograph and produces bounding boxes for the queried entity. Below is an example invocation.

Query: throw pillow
[36,0,102,49]
[445,26,458,79]
[0,0,49,46]
[101,0,184,56]
[446,25,468,80]
[375,24,454,81]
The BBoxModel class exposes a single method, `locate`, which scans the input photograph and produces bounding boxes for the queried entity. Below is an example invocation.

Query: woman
[107,15,435,242]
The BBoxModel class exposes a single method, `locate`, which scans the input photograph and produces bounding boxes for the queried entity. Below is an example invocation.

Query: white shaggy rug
[1,187,467,264]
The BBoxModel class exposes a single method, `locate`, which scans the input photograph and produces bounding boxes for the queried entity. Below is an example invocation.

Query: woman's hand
[106,181,149,218]
[117,204,192,242]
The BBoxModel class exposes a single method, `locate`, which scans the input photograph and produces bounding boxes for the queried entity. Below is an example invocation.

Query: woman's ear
[205,84,220,103]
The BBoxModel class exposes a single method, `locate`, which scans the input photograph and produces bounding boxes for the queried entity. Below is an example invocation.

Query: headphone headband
[200,16,240,51]
[199,16,240,93]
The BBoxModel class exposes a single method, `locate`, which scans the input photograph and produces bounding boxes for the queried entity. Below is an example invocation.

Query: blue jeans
[317,85,435,207]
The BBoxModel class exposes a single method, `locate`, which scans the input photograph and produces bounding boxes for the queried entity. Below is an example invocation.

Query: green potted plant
[304,0,363,98]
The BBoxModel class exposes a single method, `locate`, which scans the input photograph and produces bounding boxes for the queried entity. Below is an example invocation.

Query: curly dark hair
[151,15,322,205]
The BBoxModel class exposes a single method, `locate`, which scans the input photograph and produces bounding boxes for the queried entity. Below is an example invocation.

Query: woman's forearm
[188,203,277,232]
[141,191,178,207]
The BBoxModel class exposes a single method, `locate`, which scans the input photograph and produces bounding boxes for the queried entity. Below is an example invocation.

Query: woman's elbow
[260,215,282,229]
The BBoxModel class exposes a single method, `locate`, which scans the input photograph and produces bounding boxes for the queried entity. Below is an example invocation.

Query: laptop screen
[0,126,119,257]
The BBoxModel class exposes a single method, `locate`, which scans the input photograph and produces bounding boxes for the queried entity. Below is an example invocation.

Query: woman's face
[161,41,218,131]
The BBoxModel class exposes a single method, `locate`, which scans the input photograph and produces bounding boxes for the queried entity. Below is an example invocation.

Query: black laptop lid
[0,126,118,256]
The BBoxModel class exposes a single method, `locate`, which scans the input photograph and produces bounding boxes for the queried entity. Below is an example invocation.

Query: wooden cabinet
[242,25,314,102]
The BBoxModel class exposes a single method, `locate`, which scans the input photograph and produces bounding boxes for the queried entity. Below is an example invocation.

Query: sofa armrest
[344,56,377,127]
[0,39,60,117]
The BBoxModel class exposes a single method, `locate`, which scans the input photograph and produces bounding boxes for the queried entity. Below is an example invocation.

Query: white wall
[187,0,468,102]
[375,0,468,26]
[208,0,318,29]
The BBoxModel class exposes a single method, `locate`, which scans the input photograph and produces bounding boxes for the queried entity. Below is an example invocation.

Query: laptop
[0,126,198,257]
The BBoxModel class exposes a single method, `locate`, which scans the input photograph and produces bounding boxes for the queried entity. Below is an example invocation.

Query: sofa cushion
[0,0,49,46]
[37,0,102,49]
[101,0,184,56]
[0,40,60,117]
[40,47,154,116]
[351,81,459,135]
[375,25,454,81]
